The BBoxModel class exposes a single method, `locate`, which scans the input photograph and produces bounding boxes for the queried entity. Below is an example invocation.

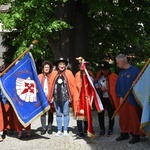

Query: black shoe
[99,130,105,136]
[18,135,23,139]
[106,130,113,136]
[77,132,85,138]
[129,137,140,144]
[18,132,23,139]
[26,134,32,138]
[41,130,46,135]
[116,133,129,141]
[7,130,14,136]
[47,130,52,135]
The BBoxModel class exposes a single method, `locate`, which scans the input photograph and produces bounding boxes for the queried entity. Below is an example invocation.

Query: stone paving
[0,109,150,150]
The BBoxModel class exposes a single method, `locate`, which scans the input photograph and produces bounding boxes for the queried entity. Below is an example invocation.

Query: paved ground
[1,109,150,150]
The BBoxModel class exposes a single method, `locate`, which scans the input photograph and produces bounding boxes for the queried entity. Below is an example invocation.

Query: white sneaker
[55,131,62,137]
[0,136,3,142]
[63,130,69,136]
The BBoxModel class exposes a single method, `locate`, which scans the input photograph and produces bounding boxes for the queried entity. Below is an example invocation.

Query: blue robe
[116,65,140,107]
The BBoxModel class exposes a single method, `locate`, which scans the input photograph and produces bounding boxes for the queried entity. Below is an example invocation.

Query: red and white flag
[78,62,104,137]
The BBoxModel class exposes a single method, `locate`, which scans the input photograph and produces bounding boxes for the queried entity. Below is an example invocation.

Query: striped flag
[78,62,104,137]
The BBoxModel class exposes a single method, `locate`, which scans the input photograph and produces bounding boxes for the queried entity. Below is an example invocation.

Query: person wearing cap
[48,57,75,136]
[95,61,119,136]
[38,60,54,135]
[115,54,145,144]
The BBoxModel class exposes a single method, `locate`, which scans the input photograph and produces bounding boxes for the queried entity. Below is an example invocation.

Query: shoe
[63,130,69,136]
[18,135,23,139]
[116,133,129,141]
[18,132,23,139]
[106,130,113,136]
[4,130,8,135]
[55,131,63,136]
[129,137,140,144]
[99,130,105,136]
[0,137,3,142]
[7,130,14,136]
[77,132,85,138]
[26,134,32,138]
[47,130,52,135]
[41,130,46,135]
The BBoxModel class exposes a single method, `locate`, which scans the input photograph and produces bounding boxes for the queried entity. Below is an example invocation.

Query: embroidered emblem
[16,77,37,102]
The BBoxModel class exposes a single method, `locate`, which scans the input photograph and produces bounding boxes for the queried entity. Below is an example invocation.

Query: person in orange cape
[94,61,119,136]
[73,61,95,138]
[73,57,104,138]
[0,88,15,141]
[13,111,31,139]
[48,57,74,136]
[115,54,145,144]
[38,60,54,135]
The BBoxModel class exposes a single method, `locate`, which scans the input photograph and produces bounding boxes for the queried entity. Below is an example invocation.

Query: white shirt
[43,76,48,97]
[99,75,109,98]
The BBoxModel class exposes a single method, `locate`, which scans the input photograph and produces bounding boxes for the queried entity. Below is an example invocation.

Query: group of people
[0,54,145,144]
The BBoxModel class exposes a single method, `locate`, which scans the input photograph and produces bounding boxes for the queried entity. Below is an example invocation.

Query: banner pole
[111,58,150,119]
[0,40,38,77]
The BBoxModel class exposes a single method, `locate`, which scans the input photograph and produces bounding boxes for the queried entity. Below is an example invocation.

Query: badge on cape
[58,78,63,84]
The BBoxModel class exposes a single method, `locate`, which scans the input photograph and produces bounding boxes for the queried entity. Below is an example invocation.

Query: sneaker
[106,130,113,136]
[99,130,105,136]
[63,130,69,136]
[0,136,3,142]
[55,131,63,136]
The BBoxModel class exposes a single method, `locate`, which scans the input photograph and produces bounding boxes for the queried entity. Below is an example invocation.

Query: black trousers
[41,111,53,130]
[77,120,88,133]
[98,98,114,131]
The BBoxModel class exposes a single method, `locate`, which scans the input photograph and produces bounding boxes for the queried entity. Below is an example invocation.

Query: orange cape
[48,69,75,102]
[95,71,120,109]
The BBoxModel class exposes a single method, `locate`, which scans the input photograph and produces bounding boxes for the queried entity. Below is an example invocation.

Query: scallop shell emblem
[16,77,37,102]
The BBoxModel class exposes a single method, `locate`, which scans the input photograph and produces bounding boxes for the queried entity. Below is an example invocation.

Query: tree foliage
[0,0,71,62]
[87,0,150,65]
[0,0,150,73]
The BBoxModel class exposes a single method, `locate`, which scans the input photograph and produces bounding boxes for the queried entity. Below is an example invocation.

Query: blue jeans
[54,100,70,132]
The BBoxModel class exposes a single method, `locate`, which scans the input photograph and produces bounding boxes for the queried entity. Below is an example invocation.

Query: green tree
[0,0,150,73]
[87,0,150,66]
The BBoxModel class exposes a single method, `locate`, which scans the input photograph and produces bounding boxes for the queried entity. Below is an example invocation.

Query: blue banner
[0,53,50,127]
[133,63,150,136]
